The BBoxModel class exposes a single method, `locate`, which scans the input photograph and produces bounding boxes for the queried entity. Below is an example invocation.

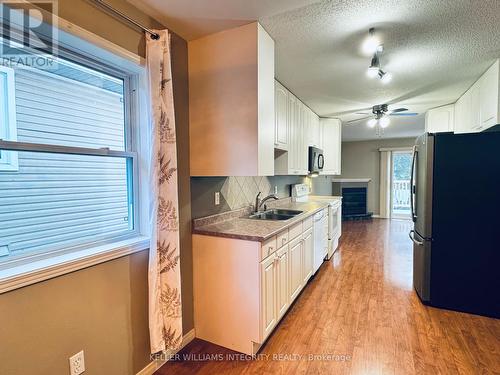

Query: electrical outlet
[214,191,220,205]
[274,186,278,195]
[69,351,85,375]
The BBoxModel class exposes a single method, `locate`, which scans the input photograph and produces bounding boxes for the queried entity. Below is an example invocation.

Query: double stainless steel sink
[247,209,303,221]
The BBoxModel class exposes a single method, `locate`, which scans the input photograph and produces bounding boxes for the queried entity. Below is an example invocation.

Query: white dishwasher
[313,209,328,273]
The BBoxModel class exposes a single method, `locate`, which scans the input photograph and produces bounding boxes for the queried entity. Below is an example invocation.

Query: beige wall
[0,1,192,374]
[340,138,415,215]
[0,252,150,374]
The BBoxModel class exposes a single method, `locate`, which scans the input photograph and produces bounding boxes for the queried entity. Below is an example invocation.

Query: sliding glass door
[391,151,412,219]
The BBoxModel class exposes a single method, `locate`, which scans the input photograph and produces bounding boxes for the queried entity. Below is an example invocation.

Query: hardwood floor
[156,219,500,375]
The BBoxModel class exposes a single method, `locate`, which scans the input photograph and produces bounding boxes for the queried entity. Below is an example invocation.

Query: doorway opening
[391,151,412,219]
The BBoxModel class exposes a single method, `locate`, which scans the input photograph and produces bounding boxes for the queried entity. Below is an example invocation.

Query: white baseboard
[372,214,380,218]
[136,329,196,375]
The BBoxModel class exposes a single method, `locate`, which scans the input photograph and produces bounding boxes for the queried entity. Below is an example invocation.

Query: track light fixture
[363,28,392,83]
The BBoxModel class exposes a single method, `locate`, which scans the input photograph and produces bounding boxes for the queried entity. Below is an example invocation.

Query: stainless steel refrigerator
[409,131,500,318]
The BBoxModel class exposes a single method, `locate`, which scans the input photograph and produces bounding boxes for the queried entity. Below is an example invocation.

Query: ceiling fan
[347,104,418,126]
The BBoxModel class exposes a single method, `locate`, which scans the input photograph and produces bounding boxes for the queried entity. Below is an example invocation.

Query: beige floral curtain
[146,30,183,354]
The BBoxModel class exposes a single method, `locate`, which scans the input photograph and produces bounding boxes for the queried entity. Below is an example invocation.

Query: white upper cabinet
[320,118,342,175]
[454,90,472,134]
[274,82,341,176]
[479,61,499,129]
[453,59,499,134]
[189,22,275,176]
[274,85,326,175]
[308,110,321,148]
[297,103,308,173]
[274,80,289,150]
[469,83,481,131]
[275,90,308,175]
[425,104,455,133]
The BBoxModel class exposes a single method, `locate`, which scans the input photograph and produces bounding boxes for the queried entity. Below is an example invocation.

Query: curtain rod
[91,0,160,40]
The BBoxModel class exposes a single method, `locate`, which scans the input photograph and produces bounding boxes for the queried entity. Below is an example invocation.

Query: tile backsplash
[191,175,309,218]
[220,176,272,210]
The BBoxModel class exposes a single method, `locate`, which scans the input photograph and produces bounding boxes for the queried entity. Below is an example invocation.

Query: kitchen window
[0,30,148,280]
[0,65,18,172]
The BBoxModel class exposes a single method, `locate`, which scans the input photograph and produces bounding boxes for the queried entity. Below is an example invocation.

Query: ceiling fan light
[367,118,377,128]
[379,116,390,128]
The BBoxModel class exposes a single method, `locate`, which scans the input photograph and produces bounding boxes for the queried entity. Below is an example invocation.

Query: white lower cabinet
[193,214,319,355]
[276,244,290,319]
[303,227,313,283]
[260,253,277,340]
[289,236,303,301]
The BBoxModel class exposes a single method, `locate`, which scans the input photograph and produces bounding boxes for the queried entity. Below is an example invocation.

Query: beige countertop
[192,201,332,242]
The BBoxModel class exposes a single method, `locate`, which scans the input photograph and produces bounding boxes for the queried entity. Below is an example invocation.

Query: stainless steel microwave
[308,146,324,174]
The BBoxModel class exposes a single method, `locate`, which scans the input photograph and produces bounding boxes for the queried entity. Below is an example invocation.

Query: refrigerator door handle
[410,146,418,223]
[409,230,424,246]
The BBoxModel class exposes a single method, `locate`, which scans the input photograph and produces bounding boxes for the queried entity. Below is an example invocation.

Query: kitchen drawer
[276,229,289,248]
[261,236,277,260]
[289,221,303,240]
[303,216,313,230]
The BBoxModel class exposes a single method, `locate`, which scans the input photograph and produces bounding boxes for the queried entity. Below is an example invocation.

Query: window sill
[0,236,150,294]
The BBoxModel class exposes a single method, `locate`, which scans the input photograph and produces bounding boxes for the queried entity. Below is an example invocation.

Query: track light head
[379,70,393,84]
[362,27,381,55]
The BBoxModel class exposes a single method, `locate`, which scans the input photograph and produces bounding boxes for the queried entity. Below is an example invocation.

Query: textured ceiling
[126,0,321,41]
[131,0,500,140]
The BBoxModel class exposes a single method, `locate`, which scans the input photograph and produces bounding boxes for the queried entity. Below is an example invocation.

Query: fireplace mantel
[332,178,371,183]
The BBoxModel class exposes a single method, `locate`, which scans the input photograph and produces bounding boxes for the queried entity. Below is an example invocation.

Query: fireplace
[342,187,372,219]
[332,179,373,220]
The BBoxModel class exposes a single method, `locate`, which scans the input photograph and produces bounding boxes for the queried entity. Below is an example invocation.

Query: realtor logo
[0,0,58,68]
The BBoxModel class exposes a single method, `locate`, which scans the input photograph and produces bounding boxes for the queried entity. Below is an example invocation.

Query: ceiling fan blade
[346,115,372,124]
[390,107,408,113]
[389,112,418,116]
[355,112,370,115]
[329,106,373,117]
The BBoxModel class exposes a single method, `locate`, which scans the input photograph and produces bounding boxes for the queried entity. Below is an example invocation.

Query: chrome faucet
[255,192,279,212]
[254,192,262,213]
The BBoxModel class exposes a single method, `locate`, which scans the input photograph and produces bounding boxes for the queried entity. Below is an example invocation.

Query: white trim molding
[379,150,391,219]
[0,237,150,294]
[137,329,196,375]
